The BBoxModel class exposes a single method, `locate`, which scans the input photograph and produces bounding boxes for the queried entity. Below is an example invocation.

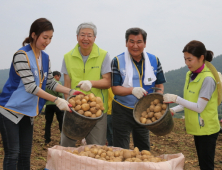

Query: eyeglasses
[79,34,94,39]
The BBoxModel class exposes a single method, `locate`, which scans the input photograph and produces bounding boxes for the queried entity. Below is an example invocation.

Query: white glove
[132,87,147,99]
[170,108,176,116]
[78,80,92,92]
[54,97,71,112]
[163,94,178,103]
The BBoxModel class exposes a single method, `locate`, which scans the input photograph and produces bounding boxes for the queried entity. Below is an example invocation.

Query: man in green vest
[44,71,64,144]
[60,22,111,147]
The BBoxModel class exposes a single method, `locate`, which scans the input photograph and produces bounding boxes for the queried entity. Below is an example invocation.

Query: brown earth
[0,115,222,170]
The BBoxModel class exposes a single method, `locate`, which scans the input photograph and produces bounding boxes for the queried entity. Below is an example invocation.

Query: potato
[83,95,89,101]
[95,104,100,109]
[157,103,162,107]
[154,106,162,113]
[140,117,146,124]
[75,100,82,105]
[68,98,76,107]
[154,112,162,119]
[153,99,160,105]
[75,95,82,101]
[81,99,87,104]
[149,105,155,112]
[107,151,114,157]
[101,106,105,111]
[91,114,96,118]
[114,151,120,157]
[162,103,167,110]
[77,110,84,115]
[90,107,98,114]
[75,105,81,111]
[146,119,152,124]
[95,97,103,104]
[81,103,90,111]
[84,111,92,117]
[141,111,147,118]
[89,102,96,107]
[101,152,106,158]
[84,146,90,152]
[146,108,150,113]
[141,150,151,155]
[123,150,131,159]
[88,152,95,158]
[150,101,154,105]
[96,110,102,117]
[147,112,154,118]
[151,117,157,122]
[89,93,96,102]
[161,110,165,115]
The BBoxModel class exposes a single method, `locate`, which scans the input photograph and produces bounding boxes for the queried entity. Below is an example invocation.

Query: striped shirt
[0,52,59,124]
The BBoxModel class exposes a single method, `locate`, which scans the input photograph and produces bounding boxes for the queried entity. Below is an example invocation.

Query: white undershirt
[38,53,42,70]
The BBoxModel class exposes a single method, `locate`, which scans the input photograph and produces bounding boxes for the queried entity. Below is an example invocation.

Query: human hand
[77,80,92,92]
[132,87,147,99]
[170,108,175,116]
[54,97,71,112]
[69,89,85,96]
[163,94,178,103]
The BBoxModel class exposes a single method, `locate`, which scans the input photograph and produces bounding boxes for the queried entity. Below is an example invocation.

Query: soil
[0,115,222,170]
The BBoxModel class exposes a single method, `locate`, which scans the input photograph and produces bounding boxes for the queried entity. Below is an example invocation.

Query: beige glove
[163,94,178,103]
[54,97,71,111]
[78,80,92,92]
[132,87,147,99]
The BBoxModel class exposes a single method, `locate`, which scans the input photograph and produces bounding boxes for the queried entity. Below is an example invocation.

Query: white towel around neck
[122,49,156,87]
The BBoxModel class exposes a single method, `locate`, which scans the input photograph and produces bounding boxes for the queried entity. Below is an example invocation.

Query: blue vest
[0,44,49,117]
[114,52,157,108]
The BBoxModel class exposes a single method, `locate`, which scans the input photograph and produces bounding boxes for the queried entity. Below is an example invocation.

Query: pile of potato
[139,99,167,124]
[66,145,166,162]
[68,93,104,118]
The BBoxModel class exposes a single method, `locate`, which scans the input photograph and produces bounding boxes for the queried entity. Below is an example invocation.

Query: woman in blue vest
[163,40,220,170]
[0,18,80,170]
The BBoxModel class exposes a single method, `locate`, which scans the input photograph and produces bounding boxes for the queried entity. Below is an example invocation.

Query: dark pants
[194,131,219,170]
[44,105,64,141]
[112,101,150,151]
[0,114,33,170]
[107,114,113,146]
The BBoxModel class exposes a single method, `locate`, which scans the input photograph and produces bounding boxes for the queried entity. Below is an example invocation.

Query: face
[126,34,146,58]
[184,52,204,72]
[54,75,61,81]
[32,30,53,53]
[77,28,96,51]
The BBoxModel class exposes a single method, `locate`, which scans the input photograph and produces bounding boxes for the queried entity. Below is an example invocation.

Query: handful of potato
[140,99,167,124]
[68,93,104,118]
[66,145,166,162]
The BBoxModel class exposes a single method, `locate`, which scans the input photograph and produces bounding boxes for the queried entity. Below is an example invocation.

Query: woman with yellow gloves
[163,40,221,170]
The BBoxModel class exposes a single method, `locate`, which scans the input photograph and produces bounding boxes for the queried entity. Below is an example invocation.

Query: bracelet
[54,97,58,103]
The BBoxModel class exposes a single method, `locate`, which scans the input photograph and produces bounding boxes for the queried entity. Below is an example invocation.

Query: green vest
[184,65,220,135]
[64,43,108,113]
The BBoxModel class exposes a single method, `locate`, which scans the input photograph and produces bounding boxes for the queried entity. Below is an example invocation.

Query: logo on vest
[34,70,38,77]
[91,66,99,69]
[189,90,195,94]
[44,72,47,80]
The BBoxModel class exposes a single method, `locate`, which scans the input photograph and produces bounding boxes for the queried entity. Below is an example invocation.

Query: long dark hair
[22,18,54,46]
[182,40,213,62]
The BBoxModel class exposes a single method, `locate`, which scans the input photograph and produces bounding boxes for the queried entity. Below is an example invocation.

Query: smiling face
[77,28,96,52]
[32,30,53,55]
[126,34,146,59]
[184,52,204,72]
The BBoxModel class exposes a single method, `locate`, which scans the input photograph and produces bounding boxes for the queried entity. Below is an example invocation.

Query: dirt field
[0,115,222,170]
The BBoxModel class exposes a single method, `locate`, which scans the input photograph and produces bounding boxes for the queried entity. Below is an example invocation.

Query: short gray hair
[76,22,97,36]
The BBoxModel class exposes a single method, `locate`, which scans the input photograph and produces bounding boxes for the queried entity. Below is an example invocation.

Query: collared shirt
[111,54,166,86]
